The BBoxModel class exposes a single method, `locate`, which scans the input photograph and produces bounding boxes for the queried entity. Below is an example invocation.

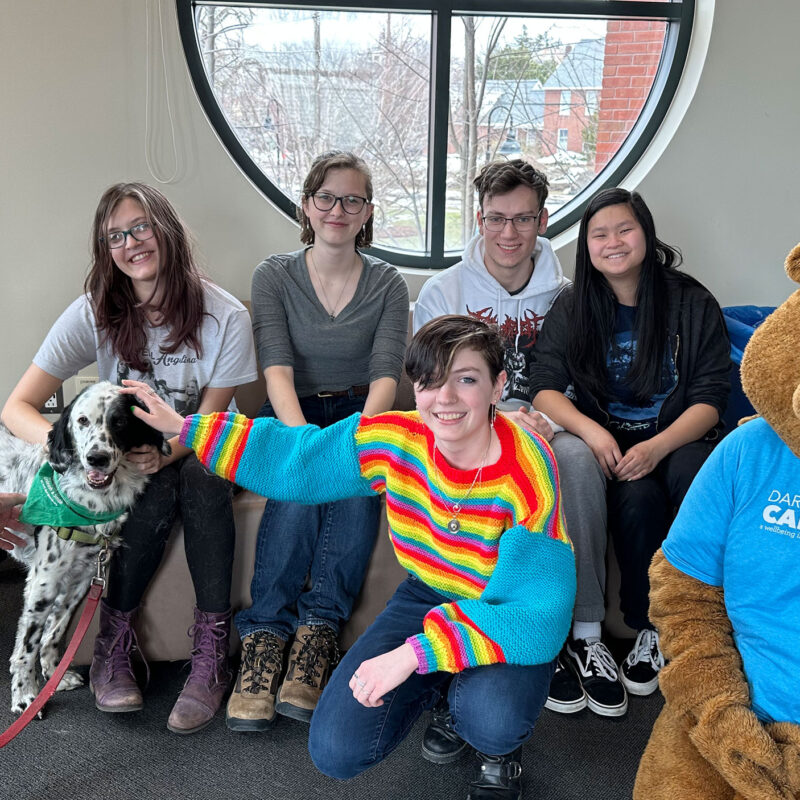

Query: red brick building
[595,20,667,172]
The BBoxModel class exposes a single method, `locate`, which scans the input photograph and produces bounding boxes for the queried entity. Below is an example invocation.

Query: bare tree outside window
[192,5,670,261]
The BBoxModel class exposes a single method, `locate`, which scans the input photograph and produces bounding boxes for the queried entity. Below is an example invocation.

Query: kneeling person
[127,316,575,800]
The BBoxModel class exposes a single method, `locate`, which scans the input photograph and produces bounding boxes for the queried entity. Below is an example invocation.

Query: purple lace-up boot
[89,600,144,712]
[167,607,232,735]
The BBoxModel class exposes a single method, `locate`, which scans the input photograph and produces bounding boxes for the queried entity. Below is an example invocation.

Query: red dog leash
[0,546,109,748]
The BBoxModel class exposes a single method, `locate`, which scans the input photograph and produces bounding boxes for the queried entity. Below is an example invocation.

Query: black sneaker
[545,652,587,714]
[566,636,628,717]
[620,629,664,696]
[421,698,468,764]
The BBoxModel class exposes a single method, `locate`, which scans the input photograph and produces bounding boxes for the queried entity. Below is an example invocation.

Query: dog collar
[55,527,119,546]
[19,463,128,528]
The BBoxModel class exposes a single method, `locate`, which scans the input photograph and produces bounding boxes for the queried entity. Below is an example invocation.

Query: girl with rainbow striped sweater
[124,315,575,800]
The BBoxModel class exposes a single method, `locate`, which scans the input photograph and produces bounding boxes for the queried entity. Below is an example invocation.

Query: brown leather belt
[316,384,370,398]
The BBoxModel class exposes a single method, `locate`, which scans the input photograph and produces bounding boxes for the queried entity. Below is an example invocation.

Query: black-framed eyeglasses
[102,222,155,249]
[310,192,369,215]
[480,213,542,233]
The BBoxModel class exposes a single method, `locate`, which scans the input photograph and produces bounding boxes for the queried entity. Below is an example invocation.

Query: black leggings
[607,440,714,631]
[107,454,235,613]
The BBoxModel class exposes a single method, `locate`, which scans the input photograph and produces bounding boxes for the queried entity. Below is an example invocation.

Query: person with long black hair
[530,187,730,698]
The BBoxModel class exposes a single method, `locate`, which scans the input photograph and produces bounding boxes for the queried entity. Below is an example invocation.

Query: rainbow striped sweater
[180,410,576,674]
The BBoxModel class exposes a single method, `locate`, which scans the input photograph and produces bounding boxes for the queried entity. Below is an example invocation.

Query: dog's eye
[77,415,90,427]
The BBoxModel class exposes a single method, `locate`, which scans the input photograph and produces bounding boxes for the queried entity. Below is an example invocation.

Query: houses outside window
[178,1,694,266]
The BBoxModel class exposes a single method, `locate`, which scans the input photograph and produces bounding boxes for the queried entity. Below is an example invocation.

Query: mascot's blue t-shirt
[663,416,800,724]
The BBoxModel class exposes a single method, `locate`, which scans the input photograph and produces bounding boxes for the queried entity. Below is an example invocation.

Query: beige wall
[1,1,798,406]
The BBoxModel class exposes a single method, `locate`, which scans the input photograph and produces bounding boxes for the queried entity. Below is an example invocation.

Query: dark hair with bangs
[297,151,374,249]
[86,182,207,373]
[474,159,549,211]
[568,187,683,403]
[406,315,505,391]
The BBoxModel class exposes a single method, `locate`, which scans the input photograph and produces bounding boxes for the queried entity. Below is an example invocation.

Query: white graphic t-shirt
[34,283,257,414]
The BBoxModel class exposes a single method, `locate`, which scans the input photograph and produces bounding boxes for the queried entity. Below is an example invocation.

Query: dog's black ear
[112,395,171,456]
[47,397,76,473]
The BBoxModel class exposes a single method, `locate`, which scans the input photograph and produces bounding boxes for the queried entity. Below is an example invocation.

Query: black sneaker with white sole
[620,629,664,696]
[545,652,587,714]
[566,636,628,717]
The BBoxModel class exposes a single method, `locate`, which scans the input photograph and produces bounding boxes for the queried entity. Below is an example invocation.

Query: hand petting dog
[0,493,27,551]
[122,380,186,438]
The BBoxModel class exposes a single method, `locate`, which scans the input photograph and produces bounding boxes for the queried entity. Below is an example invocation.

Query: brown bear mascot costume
[633,246,800,799]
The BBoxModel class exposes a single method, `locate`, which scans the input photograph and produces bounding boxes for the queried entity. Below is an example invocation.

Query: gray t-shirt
[34,282,258,415]
[251,248,409,398]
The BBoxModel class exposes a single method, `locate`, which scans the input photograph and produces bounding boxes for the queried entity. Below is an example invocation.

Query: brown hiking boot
[226,630,287,732]
[275,624,339,723]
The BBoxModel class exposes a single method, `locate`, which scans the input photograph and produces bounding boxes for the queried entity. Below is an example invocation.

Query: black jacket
[529,272,731,440]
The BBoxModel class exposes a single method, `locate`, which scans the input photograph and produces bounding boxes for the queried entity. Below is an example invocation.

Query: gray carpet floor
[0,557,661,800]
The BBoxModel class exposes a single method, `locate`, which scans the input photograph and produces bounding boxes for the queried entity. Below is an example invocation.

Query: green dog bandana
[19,463,128,528]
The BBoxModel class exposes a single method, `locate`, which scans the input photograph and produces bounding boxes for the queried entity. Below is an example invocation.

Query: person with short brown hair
[124,313,575,800]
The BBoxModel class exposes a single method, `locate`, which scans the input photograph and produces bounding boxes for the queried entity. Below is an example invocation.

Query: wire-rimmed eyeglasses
[480,212,542,232]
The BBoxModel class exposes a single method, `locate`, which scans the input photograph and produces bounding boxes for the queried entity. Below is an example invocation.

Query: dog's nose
[86,450,111,469]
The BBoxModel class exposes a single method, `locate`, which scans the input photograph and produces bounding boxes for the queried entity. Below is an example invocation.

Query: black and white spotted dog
[0,381,168,715]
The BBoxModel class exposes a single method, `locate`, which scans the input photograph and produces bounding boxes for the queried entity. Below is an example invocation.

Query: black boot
[466,747,523,800]
[421,698,468,764]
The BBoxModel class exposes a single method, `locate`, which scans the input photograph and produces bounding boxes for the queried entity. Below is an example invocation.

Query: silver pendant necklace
[308,248,358,321]
[432,434,492,533]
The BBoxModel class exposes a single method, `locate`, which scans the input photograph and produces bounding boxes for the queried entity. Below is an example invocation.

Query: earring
[490,403,497,428]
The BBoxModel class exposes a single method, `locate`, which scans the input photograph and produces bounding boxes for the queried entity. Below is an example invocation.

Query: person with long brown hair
[0,182,257,734]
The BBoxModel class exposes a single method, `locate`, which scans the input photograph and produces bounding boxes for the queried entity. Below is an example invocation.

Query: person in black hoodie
[531,187,730,699]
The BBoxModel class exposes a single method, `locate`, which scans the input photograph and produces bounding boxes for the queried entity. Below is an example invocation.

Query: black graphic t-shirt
[605,303,676,446]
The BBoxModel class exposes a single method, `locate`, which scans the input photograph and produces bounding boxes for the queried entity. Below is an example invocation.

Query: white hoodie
[414,233,570,409]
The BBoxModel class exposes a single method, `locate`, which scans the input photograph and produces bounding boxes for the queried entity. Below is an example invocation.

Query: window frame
[177,0,694,268]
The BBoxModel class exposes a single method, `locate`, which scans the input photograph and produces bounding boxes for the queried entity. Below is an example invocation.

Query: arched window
[178,1,694,267]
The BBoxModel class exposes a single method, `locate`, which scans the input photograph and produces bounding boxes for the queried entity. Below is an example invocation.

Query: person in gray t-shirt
[1,182,257,734]
[227,151,409,731]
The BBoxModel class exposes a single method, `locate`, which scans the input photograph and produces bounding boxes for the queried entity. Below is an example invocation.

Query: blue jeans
[309,576,555,779]
[235,392,382,640]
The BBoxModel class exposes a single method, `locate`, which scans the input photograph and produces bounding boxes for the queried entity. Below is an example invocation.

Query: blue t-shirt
[606,304,676,445]
[662,416,800,724]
